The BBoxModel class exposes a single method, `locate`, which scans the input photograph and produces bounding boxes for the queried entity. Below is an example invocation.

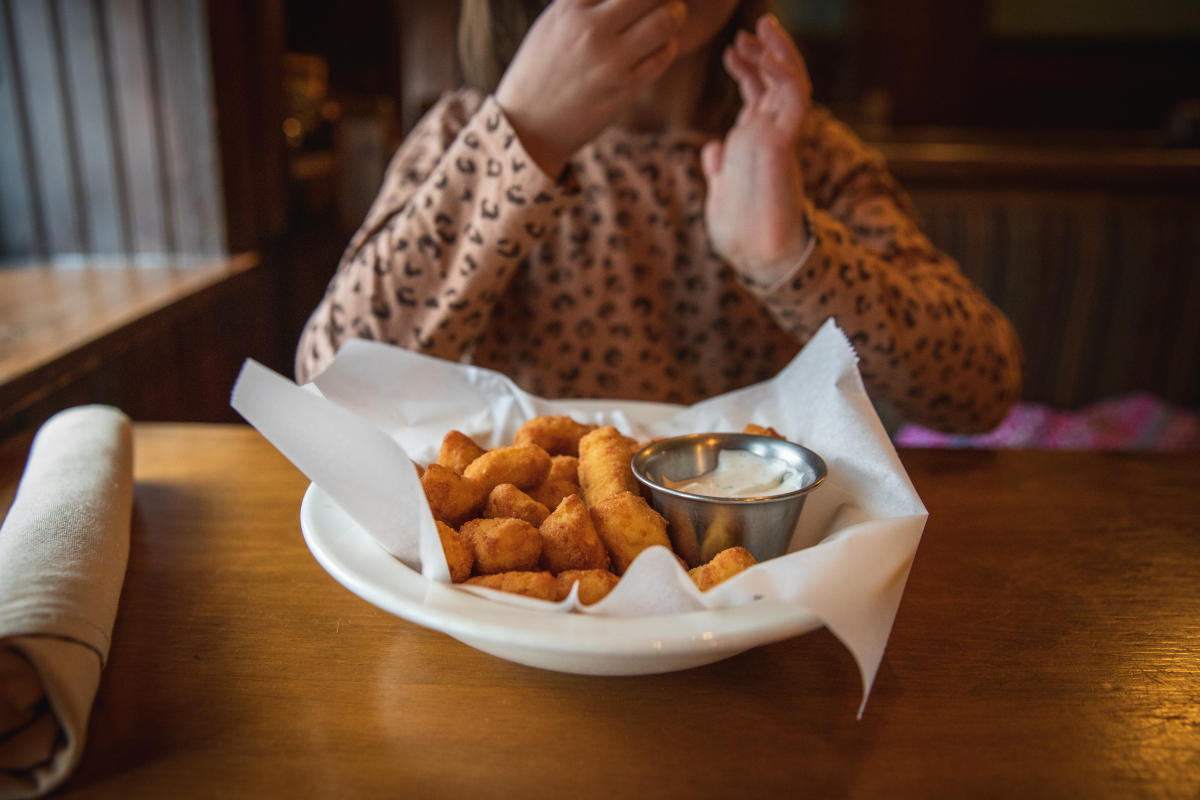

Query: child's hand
[496,0,687,178]
[701,14,812,287]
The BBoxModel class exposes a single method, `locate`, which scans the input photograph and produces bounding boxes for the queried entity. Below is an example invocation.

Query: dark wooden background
[1,0,1197,433]
[0,0,288,436]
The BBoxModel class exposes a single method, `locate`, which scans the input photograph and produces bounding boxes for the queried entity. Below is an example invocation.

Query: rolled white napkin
[0,406,133,800]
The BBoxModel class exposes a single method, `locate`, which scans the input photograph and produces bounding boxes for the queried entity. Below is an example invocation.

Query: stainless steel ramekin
[631,433,827,567]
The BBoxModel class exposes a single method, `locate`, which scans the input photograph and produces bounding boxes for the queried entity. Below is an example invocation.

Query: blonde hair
[458,0,774,131]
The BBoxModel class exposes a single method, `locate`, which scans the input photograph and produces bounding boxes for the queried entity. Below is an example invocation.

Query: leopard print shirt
[296,89,1022,433]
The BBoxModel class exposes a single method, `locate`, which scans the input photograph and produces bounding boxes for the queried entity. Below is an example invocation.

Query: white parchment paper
[231,320,926,714]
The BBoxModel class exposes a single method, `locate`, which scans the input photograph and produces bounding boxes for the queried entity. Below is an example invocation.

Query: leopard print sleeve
[752,108,1023,433]
[295,89,575,383]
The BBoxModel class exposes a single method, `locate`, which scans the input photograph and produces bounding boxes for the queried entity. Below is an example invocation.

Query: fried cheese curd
[539,494,609,573]
[589,490,671,575]
[437,430,486,473]
[514,415,597,457]
[526,454,581,510]
[418,420,775,603]
[577,426,639,507]
[688,546,759,592]
[742,423,784,440]
[436,521,474,583]
[555,569,619,605]
[465,571,558,601]
[484,483,550,527]
[463,443,552,494]
[461,517,542,574]
[421,464,487,527]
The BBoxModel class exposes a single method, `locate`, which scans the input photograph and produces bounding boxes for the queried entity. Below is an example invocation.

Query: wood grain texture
[150,0,224,255]
[7,0,84,254]
[103,0,171,254]
[909,187,1200,409]
[57,0,126,254]
[205,0,288,254]
[0,0,229,258]
[0,254,258,424]
[1,424,1195,798]
[0,0,39,255]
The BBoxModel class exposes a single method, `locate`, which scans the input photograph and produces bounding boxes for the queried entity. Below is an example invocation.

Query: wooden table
[0,255,262,435]
[1,424,1197,798]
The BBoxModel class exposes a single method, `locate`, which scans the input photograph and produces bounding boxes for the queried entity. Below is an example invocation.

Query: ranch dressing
[665,450,807,499]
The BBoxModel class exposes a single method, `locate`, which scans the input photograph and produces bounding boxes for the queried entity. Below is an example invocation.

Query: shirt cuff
[479,94,581,199]
[744,202,820,297]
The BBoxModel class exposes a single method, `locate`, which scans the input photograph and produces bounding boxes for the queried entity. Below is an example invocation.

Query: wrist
[493,94,570,179]
[735,229,813,289]
[737,224,811,284]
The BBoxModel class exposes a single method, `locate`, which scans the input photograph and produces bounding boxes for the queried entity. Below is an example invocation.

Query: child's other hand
[496,0,687,178]
[701,14,811,287]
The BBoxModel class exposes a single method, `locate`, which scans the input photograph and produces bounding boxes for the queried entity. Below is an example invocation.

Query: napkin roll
[0,406,133,800]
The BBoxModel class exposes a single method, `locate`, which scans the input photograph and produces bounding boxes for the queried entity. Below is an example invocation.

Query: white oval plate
[301,484,822,675]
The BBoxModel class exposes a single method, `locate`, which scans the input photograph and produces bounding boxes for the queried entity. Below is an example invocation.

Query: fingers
[723,42,764,106]
[630,35,679,84]
[739,18,807,86]
[729,15,812,125]
[756,14,807,78]
[610,1,686,80]
[733,27,766,62]
[758,15,812,105]
[604,0,683,35]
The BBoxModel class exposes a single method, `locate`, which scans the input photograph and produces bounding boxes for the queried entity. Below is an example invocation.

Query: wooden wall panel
[911,188,1200,410]
[0,0,227,259]
[104,0,171,254]
[0,2,38,255]
[58,0,127,253]
[151,0,225,255]
[206,0,287,254]
[7,0,84,253]
[0,3,290,435]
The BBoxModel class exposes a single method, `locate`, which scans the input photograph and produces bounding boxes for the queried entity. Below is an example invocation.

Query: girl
[296,0,1023,433]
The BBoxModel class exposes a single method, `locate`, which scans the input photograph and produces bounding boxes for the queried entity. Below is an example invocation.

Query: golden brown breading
[539,494,610,572]
[589,490,671,574]
[578,426,639,507]
[547,455,579,483]
[436,429,487,474]
[463,443,553,494]
[436,520,474,583]
[688,546,759,591]
[527,478,581,511]
[514,415,597,456]
[554,569,619,605]
[460,517,543,574]
[484,483,551,527]
[464,571,558,601]
[420,463,487,526]
[743,424,785,440]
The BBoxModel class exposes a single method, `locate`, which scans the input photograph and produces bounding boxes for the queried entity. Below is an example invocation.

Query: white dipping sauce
[664,450,807,498]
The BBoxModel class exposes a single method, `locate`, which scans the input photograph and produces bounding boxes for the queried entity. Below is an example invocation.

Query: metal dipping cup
[631,433,827,568]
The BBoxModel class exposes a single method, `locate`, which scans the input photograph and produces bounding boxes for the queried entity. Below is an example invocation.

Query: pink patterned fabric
[894,393,1200,450]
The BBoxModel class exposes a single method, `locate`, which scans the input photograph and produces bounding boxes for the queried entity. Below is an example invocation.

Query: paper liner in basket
[231,319,926,714]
